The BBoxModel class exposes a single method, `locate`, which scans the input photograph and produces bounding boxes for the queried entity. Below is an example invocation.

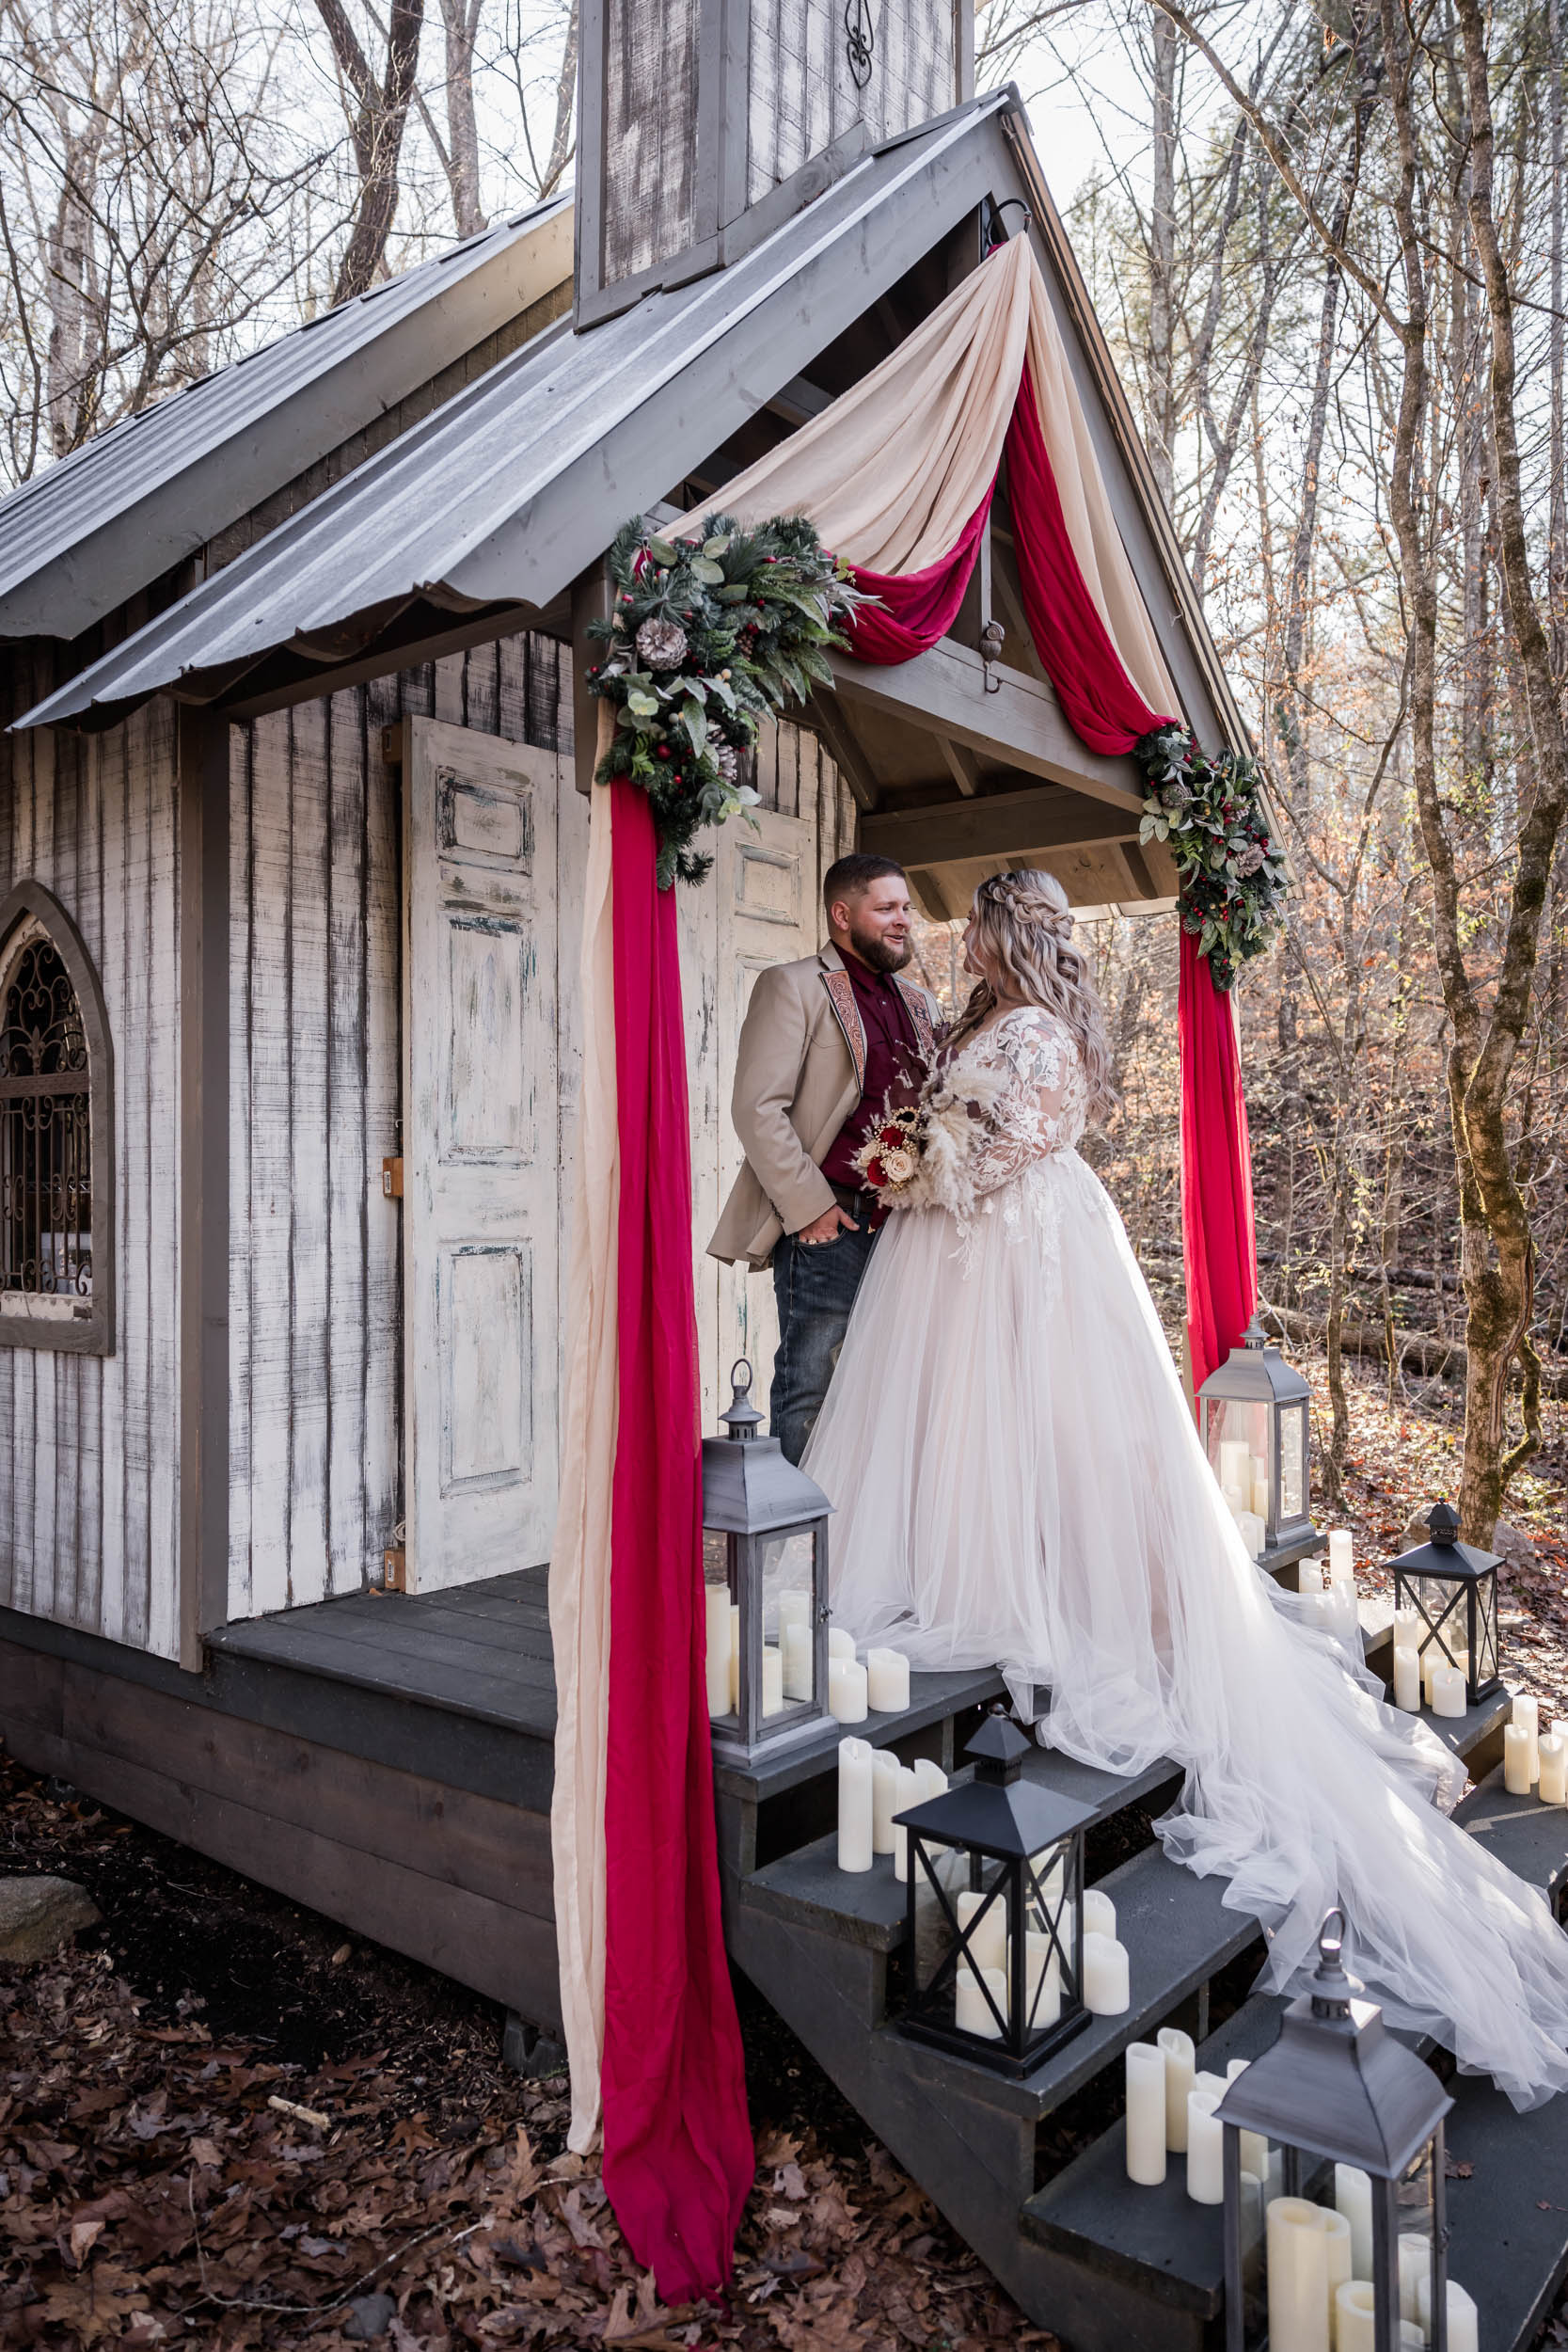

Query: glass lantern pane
[760,1528,818,1712]
[1207,1398,1271,1519]
[1409,1573,1469,1686]
[1475,1576,1499,1685]
[1279,1402,1307,1522]
[1023,1844,1075,2026]
[912,1845,1012,2029]
[1396,2141,1438,2342]
[702,1531,737,1724]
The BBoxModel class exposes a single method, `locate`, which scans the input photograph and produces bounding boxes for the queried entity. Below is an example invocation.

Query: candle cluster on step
[823,1631,911,1724]
[835,1739,944,1875]
[1217,1435,1269,1558]
[1081,1886,1130,2015]
[1503,1692,1568,1804]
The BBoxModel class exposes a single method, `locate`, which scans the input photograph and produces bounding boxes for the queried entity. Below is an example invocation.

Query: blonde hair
[944,869,1116,1120]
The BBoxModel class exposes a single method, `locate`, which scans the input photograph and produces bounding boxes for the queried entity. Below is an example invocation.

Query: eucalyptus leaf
[690,558,725,586]
[646,537,679,566]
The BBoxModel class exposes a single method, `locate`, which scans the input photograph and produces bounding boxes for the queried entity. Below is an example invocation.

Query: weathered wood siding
[227,636,574,1621]
[0,651,182,1657]
[746,0,958,204]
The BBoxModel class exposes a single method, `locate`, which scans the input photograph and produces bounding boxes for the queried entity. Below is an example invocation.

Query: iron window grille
[0,883,115,1355]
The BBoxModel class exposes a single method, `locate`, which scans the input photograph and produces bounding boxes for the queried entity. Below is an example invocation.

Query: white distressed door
[684,802,817,1427]
[402,718,560,1591]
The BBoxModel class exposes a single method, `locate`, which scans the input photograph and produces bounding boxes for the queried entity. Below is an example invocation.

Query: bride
[802,866,1568,2108]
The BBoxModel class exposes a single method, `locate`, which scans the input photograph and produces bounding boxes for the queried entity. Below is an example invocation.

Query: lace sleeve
[964,1011,1081,1197]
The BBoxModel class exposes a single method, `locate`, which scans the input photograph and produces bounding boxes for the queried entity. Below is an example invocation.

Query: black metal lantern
[1215,1912,1453,2352]
[1198,1319,1315,1569]
[1389,1500,1501,1710]
[895,1707,1092,2077]
[702,1359,832,1763]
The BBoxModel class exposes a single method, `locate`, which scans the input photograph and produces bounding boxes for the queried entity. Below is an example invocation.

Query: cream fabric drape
[708,232,1179,718]
[549,751,619,2155]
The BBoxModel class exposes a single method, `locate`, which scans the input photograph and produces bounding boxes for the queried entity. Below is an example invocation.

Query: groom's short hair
[823,853,907,911]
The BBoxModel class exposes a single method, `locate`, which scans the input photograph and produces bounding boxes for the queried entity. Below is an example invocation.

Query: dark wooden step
[1456,1764,1568,1918]
[709,1663,1006,1805]
[1020,1995,1568,2352]
[736,1750,1180,1953]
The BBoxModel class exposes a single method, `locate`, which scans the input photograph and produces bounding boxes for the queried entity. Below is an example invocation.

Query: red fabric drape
[841,366,1258,1399]
[845,493,993,660]
[1178,928,1258,1394]
[604,779,753,2301]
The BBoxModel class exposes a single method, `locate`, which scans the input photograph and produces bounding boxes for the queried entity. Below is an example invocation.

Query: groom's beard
[846,920,913,974]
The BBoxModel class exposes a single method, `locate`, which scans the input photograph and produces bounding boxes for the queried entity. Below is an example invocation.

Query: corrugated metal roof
[0,194,574,643]
[16,97,1015,727]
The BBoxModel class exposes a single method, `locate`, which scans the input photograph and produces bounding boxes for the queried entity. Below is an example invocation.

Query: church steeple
[576,0,974,326]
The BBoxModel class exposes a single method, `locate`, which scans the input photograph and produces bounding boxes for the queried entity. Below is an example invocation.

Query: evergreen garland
[1132,723,1287,990]
[585,513,863,888]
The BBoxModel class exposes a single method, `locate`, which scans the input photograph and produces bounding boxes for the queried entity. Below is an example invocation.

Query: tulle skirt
[802,1148,1568,2108]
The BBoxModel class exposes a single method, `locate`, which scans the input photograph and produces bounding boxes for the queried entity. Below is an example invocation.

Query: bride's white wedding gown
[802,1003,1568,2108]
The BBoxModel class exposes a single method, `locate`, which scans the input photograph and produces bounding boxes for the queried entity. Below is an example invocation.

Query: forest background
[3,0,1565,1542]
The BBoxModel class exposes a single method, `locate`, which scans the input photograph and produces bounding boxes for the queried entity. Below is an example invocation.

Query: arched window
[0,883,114,1355]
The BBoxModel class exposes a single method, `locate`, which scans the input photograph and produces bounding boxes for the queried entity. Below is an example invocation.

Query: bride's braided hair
[942,868,1117,1120]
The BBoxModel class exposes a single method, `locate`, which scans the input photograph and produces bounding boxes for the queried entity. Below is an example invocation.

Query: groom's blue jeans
[770,1190,880,1466]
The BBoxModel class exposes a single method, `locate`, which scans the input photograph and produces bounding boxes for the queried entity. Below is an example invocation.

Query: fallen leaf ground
[3,1356,1567,2352]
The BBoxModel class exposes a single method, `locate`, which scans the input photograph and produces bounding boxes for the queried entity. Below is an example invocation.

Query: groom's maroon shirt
[820,952,924,1188]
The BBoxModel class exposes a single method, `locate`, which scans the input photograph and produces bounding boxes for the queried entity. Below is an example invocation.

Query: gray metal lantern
[1215,1912,1453,2352]
[701,1359,832,1764]
[1198,1319,1315,1567]
[1389,1501,1501,1710]
[895,1708,1093,2077]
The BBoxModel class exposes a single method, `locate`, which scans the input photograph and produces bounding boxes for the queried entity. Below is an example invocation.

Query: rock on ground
[0,1874,101,1963]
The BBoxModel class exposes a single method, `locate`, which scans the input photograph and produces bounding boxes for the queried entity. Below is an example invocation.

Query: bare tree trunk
[315,0,427,300]
[1550,0,1567,678]
[437,0,486,235]
[1146,3,1179,510]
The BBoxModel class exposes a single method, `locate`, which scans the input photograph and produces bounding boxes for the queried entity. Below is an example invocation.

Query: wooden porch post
[177,705,231,1669]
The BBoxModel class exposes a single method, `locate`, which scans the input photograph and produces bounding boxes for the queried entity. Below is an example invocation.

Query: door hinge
[381,724,404,766]
[381,1155,404,1199]
[375,1521,408,1594]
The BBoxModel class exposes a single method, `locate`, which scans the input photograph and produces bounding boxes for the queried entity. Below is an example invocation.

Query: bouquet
[850,1105,925,1200]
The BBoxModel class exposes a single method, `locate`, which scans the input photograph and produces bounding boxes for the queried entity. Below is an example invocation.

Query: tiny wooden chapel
[8,6,1560,2344]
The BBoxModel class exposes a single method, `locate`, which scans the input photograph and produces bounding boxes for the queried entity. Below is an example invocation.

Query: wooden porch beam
[938,738,981,796]
[829,637,1144,812]
[861,781,1141,870]
[804,691,879,812]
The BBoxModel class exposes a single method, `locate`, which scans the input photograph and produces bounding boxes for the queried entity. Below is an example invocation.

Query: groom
[708,854,938,1463]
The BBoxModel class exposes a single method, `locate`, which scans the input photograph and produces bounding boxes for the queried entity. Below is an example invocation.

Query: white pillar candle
[1158,2026,1195,2151]
[1416,2274,1480,2352]
[1554,1715,1568,1743]
[891,1763,921,1883]
[864,1647,911,1712]
[1083,1887,1117,1941]
[957,1888,1008,1975]
[782,1620,814,1702]
[1299,1558,1325,1594]
[1186,2089,1224,2204]
[1424,1644,1469,1704]
[705,1586,732,1718]
[776,1590,811,1637]
[1322,2209,1353,2348]
[1267,2197,1331,2352]
[1393,1645,1422,1713]
[1240,2171,1266,2252]
[1194,2068,1229,2098]
[870,1748,903,1853]
[1124,2042,1167,2185]
[761,1645,784,1716]
[828,1659,868,1723]
[1337,2283,1426,2352]
[1235,1509,1265,1560]
[1540,1731,1568,1805]
[828,1626,857,1661]
[1335,2164,1373,2280]
[955,1963,1006,2039]
[1266,2146,1286,2206]
[913,1757,948,1801]
[1513,1692,1541,1782]
[1225,2058,1269,2183]
[1504,1721,1535,1794]
[1083,1930,1131,2014]
[728,1602,740,1708]
[1219,1438,1252,1491]
[1432,1664,1467,1719]
[836,1738,874,1872]
[1328,1529,1355,1584]
[1251,1465,1271,1519]
[1398,2233,1430,2324]
[1327,1581,1361,1652]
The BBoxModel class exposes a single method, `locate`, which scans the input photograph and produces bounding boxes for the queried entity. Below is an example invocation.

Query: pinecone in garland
[636,617,689,670]
[712,740,740,786]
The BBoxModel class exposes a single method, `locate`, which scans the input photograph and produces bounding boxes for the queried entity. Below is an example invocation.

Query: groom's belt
[828,1181,878,1214]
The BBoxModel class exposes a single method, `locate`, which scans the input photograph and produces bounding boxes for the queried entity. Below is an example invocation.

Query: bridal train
[803,1001,1568,2110]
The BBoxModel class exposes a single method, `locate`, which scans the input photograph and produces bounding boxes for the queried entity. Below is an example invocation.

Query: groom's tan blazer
[708,942,939,1270]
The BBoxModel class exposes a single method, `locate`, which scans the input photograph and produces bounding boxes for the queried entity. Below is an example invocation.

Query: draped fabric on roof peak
[550,230,1258,2299]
